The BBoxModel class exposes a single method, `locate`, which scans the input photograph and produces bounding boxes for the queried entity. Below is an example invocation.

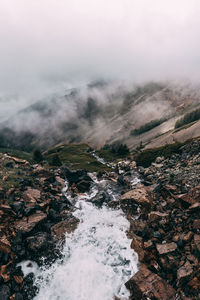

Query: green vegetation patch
[135,142,183,167]
[175,108,200,129]
[44,144,111,172]
[0,148,33,163]
[97,142,130,162]
[131,118,167,136]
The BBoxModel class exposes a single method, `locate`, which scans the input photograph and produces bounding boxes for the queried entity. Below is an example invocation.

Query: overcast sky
[0,0,200,96]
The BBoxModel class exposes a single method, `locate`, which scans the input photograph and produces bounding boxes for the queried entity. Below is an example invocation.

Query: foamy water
[20,178,139,300]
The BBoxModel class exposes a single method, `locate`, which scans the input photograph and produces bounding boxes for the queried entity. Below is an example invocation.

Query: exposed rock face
[125,264,176,300]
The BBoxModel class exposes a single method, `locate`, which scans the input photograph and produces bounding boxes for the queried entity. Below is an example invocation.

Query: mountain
[0,80,200,151]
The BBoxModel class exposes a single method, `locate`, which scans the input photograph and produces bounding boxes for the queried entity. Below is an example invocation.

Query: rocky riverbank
[0,139,200,299]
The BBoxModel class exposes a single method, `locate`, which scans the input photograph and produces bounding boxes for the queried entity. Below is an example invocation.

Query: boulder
[120,185,152,211]
[130,235,144,261]
[62,168,92,185]
[177,261,193,283]
[23,188,41,203]
[125,264,176,300]
[76,180,91,193]
[15,211,47,234]
[0,237,11,254]
[51,217,79,240]
[156,242,177,255]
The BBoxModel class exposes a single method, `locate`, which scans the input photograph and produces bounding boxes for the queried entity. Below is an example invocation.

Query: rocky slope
[1,81,200,151]
[0,138,199,299]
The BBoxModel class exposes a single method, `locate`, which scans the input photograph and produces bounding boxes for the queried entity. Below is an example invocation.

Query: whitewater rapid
[20,178,139,300]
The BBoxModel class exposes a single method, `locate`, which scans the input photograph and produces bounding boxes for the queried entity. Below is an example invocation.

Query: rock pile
[0,154,92,299]
[120,139,200,299]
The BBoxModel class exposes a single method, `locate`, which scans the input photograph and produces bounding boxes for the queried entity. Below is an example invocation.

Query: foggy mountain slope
[0,80,200,151]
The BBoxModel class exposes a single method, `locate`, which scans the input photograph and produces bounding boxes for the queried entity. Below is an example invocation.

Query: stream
[19,162,139,300]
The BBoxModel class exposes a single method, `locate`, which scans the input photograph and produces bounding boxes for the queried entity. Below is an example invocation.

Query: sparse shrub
[131,118,167,136]
[135,142,182,167]
[110,142,130,156]
[33,149,43,163]
[175,108,200,129]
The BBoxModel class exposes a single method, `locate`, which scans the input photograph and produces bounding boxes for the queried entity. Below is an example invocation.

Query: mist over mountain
[0,1,200,150]
[0,80,200,151]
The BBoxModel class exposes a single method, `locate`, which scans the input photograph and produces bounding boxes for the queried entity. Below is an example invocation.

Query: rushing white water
[20,178,139,300]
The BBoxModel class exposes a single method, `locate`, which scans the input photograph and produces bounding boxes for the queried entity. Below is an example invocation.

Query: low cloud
[0,0,200,99]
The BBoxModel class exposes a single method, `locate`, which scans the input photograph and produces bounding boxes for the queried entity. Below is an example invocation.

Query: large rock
[148,211,169,223]
[23,188,41,203]
[130,235,144,261]
[156,242,177,255]
[125,264,176,300]
[177,261,193,283]
[0,237,11,256]
[26,232,51,253]
[120,185,152,211]
[15,211,47,234]
[62,168,92,185]
[51,217,79,240]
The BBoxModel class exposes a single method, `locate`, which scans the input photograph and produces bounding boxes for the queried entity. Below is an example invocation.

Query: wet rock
[0,284,10,300]
[76,180,91,193]
[177,261,193,283]
[91,191,111,207]
[15,211,47,234]
[125,264,176,300]
[128,219,147,238]
[51,217,79,240]
[120,185,152,211]
[26,232,51,253]
[130,235,145,261]
[62,168,92,185]
[156,242,177,255]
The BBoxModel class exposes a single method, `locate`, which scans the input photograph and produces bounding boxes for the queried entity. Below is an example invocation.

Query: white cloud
[0,0,200,95]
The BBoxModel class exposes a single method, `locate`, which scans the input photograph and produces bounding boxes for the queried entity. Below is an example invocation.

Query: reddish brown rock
[23,188,41,203]
[148,211,169,222]
[177,261,193,283]
[125,264,176,300]
[156,242,177,255]
[194,234,200,253]
[120,185,152,211]
[51,217,79,240]
[193,219,200,230]
[188,202,200,213]
[0,237,11,254]
[130,235,144,261]
[15,211,47,233]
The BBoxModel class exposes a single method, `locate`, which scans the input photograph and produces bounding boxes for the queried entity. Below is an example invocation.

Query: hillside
[0,81,200,152]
